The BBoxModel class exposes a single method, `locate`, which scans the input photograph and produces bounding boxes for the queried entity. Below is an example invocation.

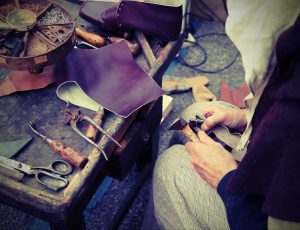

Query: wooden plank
[134,31,156,68]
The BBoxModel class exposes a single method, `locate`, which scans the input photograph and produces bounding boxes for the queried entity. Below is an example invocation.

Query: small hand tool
[63,108,122,161]
[188,115,205,133]
[29,122,88,168]
[75,38,98,49]
[169,117,200,143]
[0,156,72,191]
[85,107,105,141]
[75,27,105,48]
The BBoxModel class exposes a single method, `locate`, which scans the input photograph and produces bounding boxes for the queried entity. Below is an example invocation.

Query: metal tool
[188,115,205,134]
[168,116,200,143]
[0,137,33,181]
[0,155,72,191]
[63,108,122,161]
[75,38,99,49]
[29,122,88,168]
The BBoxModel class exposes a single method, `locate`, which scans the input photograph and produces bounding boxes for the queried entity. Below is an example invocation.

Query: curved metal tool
[63,108,122,161]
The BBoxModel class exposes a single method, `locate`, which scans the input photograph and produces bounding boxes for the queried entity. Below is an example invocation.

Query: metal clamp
[63,108,122,161]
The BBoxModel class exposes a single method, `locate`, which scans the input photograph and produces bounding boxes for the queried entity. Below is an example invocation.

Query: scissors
[0,156,73,191]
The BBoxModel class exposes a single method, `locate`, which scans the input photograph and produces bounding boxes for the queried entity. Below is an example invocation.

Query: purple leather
[55,41,165,117]
[79,2,120,32]
[80,1,182,41]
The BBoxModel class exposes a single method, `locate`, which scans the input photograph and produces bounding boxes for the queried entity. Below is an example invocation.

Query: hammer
[169,117,200,143]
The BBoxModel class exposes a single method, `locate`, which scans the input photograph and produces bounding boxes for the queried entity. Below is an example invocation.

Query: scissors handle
[35,170,69,191]
[49,160,73,175]
[32,160,73,176]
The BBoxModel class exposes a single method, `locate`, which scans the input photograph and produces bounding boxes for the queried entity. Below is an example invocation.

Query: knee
[153,144,191,186]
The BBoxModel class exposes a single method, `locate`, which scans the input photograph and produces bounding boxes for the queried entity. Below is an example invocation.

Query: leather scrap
[192,84,216,102]
[220,79,250,108]
[0,65,56,97]
[56,81,100,112]
[55,41,165,117]
[0,137,32,158]
[162,75,209,93]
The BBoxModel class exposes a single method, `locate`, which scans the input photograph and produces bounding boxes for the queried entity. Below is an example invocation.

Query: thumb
[197,130,216,145]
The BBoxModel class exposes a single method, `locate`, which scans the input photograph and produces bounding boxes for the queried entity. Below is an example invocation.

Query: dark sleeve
[217,170,268,230]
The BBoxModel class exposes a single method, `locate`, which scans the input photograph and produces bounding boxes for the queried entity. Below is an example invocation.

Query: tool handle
[108,36,140,55]
[86,107,105,141]
[182,125,200,143]
[75,27,105,47]
[50,140,88,168]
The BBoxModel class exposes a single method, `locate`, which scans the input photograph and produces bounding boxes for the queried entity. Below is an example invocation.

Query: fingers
[201,114,221,131]
[197,130,216,145]
[202,106,217,118]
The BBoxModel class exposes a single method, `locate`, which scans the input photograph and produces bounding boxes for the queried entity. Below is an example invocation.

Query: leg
[153,145,229,230]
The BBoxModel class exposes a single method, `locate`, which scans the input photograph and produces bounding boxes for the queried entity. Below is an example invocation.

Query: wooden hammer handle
[86,107,105,141]
[75,27,105,47]
[182,125,200,143]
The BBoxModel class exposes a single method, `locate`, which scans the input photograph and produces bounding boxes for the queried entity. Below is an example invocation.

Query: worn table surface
[0,0,183,228]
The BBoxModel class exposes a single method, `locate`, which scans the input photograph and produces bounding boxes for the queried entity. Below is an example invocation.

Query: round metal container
[0,0,76,71]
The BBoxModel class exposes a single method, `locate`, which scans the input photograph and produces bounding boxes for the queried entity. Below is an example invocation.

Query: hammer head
[168,117,189,131]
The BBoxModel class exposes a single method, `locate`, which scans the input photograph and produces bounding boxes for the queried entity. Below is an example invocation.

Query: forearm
[217,170,267,230]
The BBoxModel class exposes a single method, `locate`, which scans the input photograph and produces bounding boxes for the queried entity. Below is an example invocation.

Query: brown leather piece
[0,65,56,97]
[192,84,216,102]
[220,79,250,108]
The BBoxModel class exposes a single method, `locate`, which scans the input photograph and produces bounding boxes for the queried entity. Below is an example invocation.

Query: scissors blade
[0,156,33,174]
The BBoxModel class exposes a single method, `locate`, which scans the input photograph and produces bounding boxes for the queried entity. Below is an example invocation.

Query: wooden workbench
[0,1,183,229]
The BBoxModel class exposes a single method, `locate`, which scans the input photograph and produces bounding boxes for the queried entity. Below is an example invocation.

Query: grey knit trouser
[153,102,234,230]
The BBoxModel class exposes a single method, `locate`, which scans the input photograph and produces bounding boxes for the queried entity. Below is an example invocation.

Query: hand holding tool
[29,122,88,168]
[169,117,200,143]
[189,115,241,151]
[75,27,105,47]
[0,156,72,191]
[63,108,122,161]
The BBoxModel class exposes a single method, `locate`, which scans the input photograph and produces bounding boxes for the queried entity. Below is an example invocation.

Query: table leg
[49,211,86,230]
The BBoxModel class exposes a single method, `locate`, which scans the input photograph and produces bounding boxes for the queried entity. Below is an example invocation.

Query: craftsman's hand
[185,131,238,189]
[201,106,247,133]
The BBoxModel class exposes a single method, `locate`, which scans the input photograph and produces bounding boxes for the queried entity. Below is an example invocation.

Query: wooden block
[161,95,173,123]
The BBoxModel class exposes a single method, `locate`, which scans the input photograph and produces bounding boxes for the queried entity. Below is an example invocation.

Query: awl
[29,122,88,168]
